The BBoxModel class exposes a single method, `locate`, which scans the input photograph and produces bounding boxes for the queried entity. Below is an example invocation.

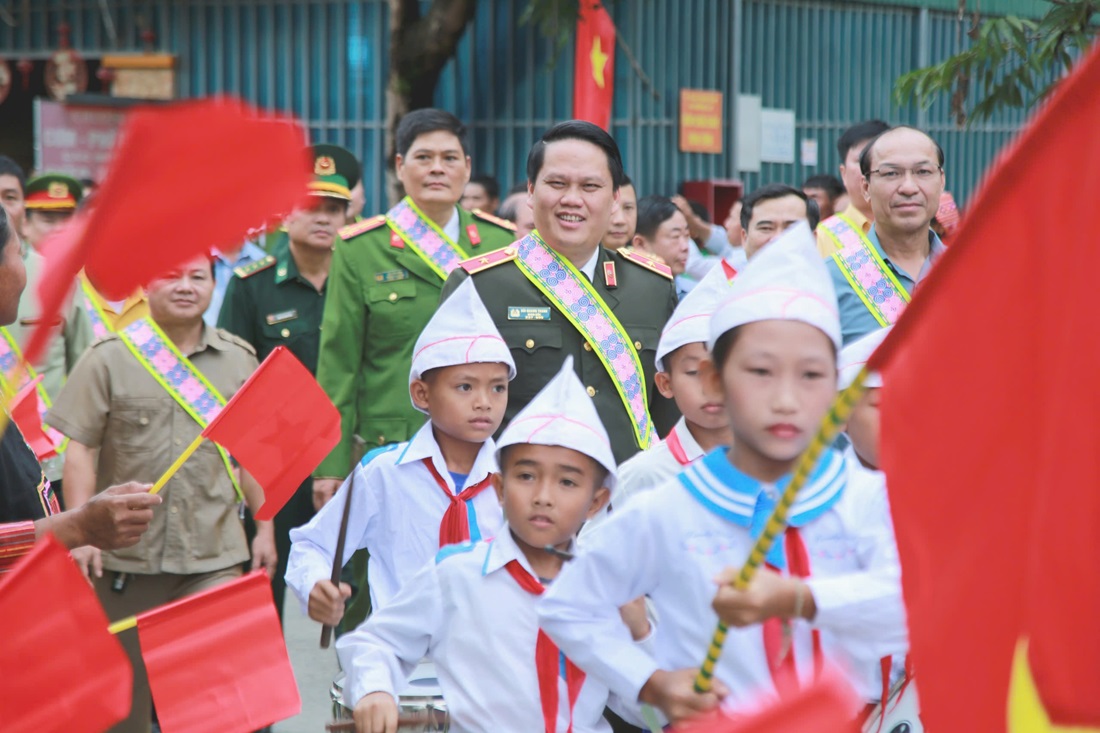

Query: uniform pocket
[106,397,166,454]
[498,323,564,400]
[366,280,422,336]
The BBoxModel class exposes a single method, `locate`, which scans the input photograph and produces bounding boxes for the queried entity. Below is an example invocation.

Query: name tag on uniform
[265,309,298,325]
[508,306,552,321]
[375,269,410,283]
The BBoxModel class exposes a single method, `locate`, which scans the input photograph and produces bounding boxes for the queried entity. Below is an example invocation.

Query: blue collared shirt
[826,225,946,345]
[204,240,269,326]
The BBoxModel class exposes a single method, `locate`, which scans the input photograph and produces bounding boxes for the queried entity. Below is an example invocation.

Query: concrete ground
[274,599,342,733]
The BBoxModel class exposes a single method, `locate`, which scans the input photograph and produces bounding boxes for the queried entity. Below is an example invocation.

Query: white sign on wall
[735,95,762,173]
[760,108,796,164]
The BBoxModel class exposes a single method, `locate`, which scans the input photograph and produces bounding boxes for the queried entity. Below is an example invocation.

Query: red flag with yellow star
[870,40,1100,733]
[574,0,615,129]
[202,346,340,520]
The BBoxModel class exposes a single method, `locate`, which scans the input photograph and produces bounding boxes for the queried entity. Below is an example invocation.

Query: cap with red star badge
[308,144,360,202]
[24,173,83,211]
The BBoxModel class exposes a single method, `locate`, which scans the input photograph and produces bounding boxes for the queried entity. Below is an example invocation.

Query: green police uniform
[216,143,359,619]
[441,244,681,464]
[313,207,516,478]
[217,251,326,372]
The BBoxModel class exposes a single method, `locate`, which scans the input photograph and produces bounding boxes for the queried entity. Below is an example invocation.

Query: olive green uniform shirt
[314,208,515,478]
[217,245,327,373]
[441,245,681,464]
[45,325,259,575]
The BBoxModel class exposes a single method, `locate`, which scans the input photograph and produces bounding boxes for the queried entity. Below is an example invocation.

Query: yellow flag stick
[692,368,871,693]
[149,433,205,495]
[109,616,138,635]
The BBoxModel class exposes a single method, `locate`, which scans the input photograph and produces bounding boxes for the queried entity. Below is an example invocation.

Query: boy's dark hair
[801,174,844,199]
[526,120,625,189]
[498,444,609,492]
[0,156,26,194]
[634,195,681,240]
[740,184,820,232]
[468,174,500,200]
[859,125,945,178]
[836,120,891,161]
[395,109,468,158]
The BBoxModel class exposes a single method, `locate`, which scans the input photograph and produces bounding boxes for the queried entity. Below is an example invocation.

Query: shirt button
[388,292,398,302]
[525,338,535,349]
[586,386,596,397]
[583,342,592,352]
[170,506,178,514]
[377,435,386,445]
[281,328,290,338]
[634,340,642,350]
[139,416,149,426]
[174,438,182,446]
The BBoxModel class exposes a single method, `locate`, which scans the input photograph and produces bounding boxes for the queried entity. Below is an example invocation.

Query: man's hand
[308,579,352,625]
[619,596,652,641]
[251,521,278,577]
[313,478,342,511]
[353,691,399,733]
[711,567,813,627]
[638,668,727,724]
[71,545,102,583]
[671,194,712,241]
[77,482,160,550]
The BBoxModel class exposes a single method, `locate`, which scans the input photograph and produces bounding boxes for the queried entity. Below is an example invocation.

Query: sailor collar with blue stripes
[679,446,848,530]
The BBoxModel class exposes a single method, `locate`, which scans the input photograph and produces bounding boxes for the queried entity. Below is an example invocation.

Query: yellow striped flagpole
[693,368,870,693]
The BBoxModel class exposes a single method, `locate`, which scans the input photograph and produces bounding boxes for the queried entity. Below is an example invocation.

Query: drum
[861,675,922,733]
[331,661,450,731]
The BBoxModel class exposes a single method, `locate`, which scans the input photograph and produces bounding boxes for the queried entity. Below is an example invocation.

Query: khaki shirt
[46,324,259,575]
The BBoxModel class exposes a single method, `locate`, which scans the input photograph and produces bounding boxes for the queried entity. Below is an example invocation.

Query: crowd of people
[0,108,961,733]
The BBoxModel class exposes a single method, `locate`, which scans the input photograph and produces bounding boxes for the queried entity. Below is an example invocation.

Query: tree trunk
[385,0,479,206]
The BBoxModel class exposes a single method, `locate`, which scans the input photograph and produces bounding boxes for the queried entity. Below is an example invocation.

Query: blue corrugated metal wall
[1,0,1036,212]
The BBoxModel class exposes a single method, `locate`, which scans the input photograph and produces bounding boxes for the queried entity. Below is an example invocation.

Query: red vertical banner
[574,0,616,129]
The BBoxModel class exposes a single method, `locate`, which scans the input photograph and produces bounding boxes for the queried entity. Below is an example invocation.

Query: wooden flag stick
[149,433,205,495]
[321,476,355,649]
[692,368,870,693]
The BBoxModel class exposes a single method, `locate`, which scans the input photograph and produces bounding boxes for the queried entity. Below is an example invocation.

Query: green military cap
[25,173,83,211]
[309,144,360,202]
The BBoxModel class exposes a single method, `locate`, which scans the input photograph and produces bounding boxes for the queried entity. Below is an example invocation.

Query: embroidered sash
[386,197,471,281]
[80,276,114,340]
[0,329,67,453]
[118,318,242,500]
[824,215,910,327]
[514,232,655,450]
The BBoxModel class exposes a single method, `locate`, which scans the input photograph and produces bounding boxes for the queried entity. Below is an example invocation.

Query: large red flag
[202,346,340,520]
[22,98,309,366]
[0,535,132,733]
[671,670,859,733]
[870,41,1100,732]
[137,571,300,733]
[574,0,616,129]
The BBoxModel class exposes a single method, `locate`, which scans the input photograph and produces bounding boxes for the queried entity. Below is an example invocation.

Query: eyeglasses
[867,166,943,183]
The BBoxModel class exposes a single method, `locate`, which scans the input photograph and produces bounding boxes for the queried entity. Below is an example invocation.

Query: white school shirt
[336,529,617,733]
[286,421,504,613]
[540,447,908,711]
[582,417,706,538]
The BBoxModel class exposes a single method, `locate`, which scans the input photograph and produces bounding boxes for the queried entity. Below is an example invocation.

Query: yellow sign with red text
[679,89,723,154]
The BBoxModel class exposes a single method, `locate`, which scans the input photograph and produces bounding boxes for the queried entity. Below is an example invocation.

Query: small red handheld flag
[871,39,1100,733]
[138,571,300,733]
[574,0,616,129]
[0,535,132,733]
[671,668,859,733]
[22,98,309,366]
[9,375,62,460]
[203,346,340,520]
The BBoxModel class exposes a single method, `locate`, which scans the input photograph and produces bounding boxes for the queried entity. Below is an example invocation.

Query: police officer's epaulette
[617,247,673,279]
[234,255,276,279]
[339,214,387,240]
[471,209,517,232]
[460,246,518,274]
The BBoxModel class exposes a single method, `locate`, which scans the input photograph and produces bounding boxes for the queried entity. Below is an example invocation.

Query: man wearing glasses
[824,126,947,344]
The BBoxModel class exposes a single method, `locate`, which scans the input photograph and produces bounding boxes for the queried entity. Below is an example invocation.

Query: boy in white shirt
[337,358,647,733]
[539,224,906,723]
[837,327,890,472]
[286,279,515,624]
